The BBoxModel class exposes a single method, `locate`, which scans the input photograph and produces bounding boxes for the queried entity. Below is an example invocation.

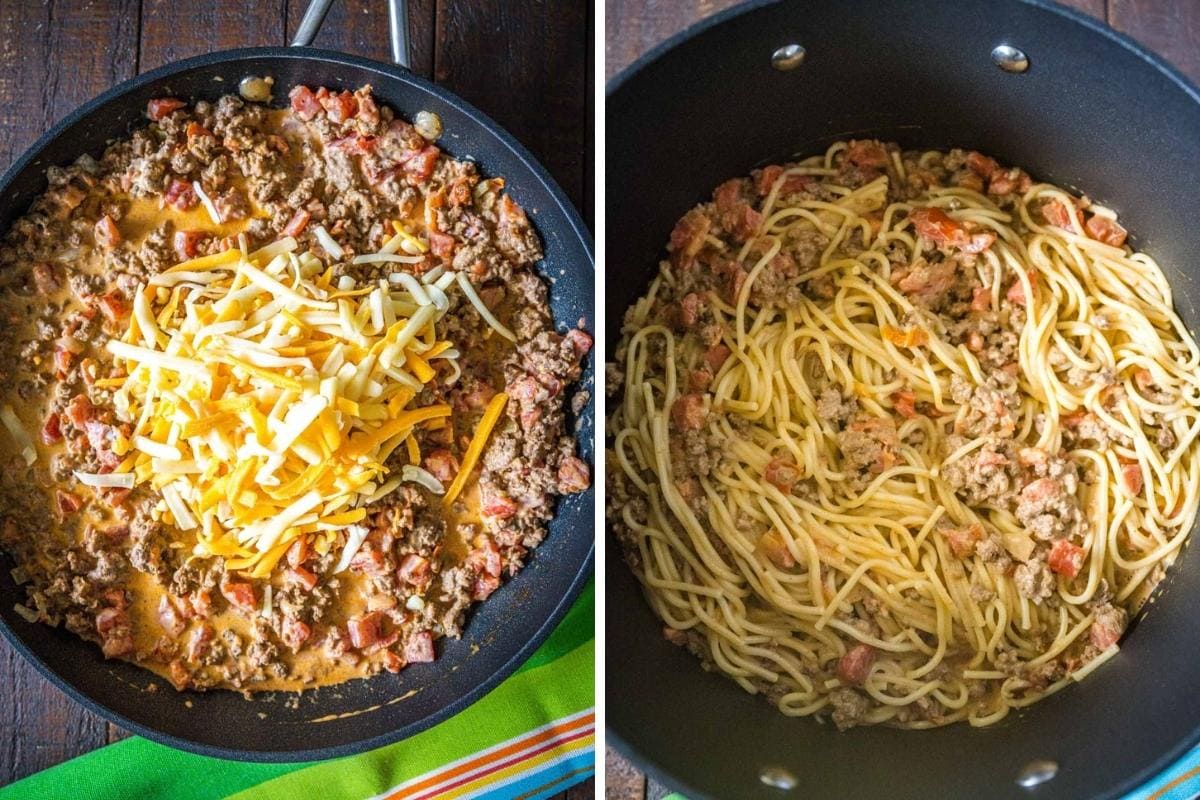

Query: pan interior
[0,48,594,761]
[606,2,1200,799]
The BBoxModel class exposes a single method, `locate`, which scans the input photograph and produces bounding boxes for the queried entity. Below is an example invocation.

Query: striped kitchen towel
[0,582,594,800]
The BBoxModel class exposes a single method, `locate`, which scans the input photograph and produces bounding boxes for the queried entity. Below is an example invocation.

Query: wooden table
[0,2,592,796]
[603,0,1200,797]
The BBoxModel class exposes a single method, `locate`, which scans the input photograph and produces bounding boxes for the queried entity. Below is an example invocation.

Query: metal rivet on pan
[771,44,807,71]
[992,44,1030,73]
[759,766,798,790]
[1016,759,1059,788]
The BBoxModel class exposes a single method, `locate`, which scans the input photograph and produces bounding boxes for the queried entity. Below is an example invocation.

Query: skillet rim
[0,44,595,763]
[603,1,1200,797]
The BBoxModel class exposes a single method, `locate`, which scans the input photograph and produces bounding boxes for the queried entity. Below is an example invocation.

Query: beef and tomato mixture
[0,85,590,692]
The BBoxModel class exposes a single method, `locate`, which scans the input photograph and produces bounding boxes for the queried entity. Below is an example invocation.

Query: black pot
[606,2,1200,797]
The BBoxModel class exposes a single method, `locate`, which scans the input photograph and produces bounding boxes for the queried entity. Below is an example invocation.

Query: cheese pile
[87,229,505,577]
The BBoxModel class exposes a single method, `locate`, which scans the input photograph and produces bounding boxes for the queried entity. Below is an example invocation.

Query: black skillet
[607,1,1200,798]
[0,0,594,762]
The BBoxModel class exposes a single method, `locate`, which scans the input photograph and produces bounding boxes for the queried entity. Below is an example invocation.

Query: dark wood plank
[138,0,287,71]
[1058,0,1107,20]
[0,0,139,783]
[434,0,589,215]
[0,639,108,785]
[0,0,140,167]
[604,0,743,81]
[605,747,646,800]
[283,0,437,79]
[1110,0,1200,85]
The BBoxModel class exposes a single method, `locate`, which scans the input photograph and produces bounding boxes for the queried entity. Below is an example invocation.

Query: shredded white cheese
[401,465,445,495]
[313,225,345,260]
[0,405,36,465]
[192,180,223,226]
[457,272,516,341]
[73,471,135,489]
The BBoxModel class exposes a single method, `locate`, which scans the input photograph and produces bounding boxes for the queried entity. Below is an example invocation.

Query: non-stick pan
[0,1,594,763]
[606,1,1200,798]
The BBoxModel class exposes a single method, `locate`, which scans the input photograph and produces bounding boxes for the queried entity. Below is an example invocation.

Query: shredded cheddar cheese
[443,392,508,506]
[104,238,467,574]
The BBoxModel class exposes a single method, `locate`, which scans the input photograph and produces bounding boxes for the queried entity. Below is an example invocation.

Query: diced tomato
[400,145,440,183]
[557,455,591,494]
[288,85,323,120]
[754,164,784,195]
[945,525,982,559]
[564,328,593,359]
[102,586,127,608]
[97,289,128,322]
[185,622,214,661]
[83,420,120,469]
[147,97,185,120]
[428,230,456,260]
[1090,618,1122,650]
[96,607,134,658]
[157,596,186,637]
[173,230,206,260]
[319,89,358,123]
[764,458,801,492]
[286,566,318,592]
[845,140,889,169]
[41,412,62,445]
[185,121,213,139]
[383,650,405,673]
[53,345,73,375]
[329,134,376,155]
[423,449,459,483]
[94,215,121,248]
[836,644,877,685]
[347,611,382,649]
[892,389,918,419]
[281,617,312,650]
[219,580,256,611]
[95,606,125,635]
[671,393,706,431]
[282,209,311,238]
[349,544,389,576]
[1047,539,1086,578]
[712,179,761,242]
[404,631,435,663]
[472,572,501,601]
[56,490,82,516]
[1085,215,1127,247]
[188,589,212,618]
[971,286,991,312]
[1042,199,1074,229]
[398,554,432,589]
[704,344,731,373]
[966,151,999,179]
[758,530,795,569]
[162,178,197,211]
[1119,463,1144,496]
[668,209,711,268]
[907,207,988,252]
[481,489,519,519]
[1006,269,1036,306]
[286,537,310,567]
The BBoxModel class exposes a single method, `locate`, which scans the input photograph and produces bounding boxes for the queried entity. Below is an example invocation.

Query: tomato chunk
[836,644,877,685]
[147,97,185,120]
[1047,539,1086,578]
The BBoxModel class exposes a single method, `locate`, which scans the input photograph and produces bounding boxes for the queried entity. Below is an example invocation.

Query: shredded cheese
[192,181,223,226]
[457,272,516,341]
[104,240,465,575]
[443,392,508,505]
[313,225,345,260]
[0,405,36,465]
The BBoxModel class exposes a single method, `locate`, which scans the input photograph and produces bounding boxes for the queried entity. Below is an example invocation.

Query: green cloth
[2,581,594,800]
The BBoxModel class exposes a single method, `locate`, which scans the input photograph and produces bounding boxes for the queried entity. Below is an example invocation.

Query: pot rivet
[992,44,1030,73]
[1016,759,1058,788]
[759,766,798,790]
[771,44,806,71]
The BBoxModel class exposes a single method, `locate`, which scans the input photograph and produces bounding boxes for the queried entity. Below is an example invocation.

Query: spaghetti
[607,141,1200,728]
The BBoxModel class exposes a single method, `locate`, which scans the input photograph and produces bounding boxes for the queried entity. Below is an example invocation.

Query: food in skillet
[607,140,1200,728]
[0,85,591,692]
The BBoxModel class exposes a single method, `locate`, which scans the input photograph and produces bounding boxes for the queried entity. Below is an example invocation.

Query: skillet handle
[291,0,411,70]
[388,0,412,69]
[291,0,334,47]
